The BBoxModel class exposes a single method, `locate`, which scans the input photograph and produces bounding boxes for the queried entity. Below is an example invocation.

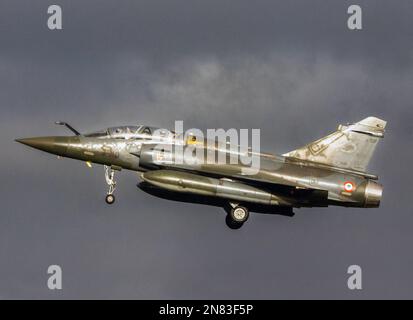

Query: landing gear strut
[225,203,249,229]
[104,165,116,204]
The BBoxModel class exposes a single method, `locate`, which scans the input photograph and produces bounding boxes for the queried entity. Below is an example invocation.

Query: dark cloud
[1,0,413,299]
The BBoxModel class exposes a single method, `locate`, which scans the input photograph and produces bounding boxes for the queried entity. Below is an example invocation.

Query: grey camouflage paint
[16,116,384,211]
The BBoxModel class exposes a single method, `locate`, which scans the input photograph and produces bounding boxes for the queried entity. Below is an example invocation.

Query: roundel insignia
[343,181,355,192]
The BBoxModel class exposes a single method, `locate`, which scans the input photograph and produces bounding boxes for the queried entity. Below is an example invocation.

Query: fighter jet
[16,117,386,229]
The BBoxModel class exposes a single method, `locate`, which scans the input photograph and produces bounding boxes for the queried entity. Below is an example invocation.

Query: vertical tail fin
[283,117,386,172]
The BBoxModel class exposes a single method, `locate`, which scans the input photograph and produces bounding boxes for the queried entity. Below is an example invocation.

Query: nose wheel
[105,194,115,204]
[104,165,117,205]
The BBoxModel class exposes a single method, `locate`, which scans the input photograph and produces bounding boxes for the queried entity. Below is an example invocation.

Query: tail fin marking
[283,117,386,172]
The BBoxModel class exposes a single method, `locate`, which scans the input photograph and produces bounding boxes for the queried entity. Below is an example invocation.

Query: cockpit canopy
[108,126,140,137]
[84,125,171,139]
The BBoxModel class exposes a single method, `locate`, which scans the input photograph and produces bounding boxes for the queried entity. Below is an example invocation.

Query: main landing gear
[225,203,249,229]
[104,165,117,204]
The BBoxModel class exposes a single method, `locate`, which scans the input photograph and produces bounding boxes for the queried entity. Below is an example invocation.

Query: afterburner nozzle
[364,180,383,208]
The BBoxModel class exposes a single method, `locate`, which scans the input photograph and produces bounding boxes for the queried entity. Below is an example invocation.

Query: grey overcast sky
[1,0,412,299]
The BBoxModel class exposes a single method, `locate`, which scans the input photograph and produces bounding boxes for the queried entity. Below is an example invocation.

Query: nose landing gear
[104,165,117,204]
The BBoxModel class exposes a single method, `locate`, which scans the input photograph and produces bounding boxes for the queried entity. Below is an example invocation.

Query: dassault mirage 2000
[16,117,386,229]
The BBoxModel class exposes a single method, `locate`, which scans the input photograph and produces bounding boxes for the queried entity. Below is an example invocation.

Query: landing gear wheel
[105,194,115,204]
[104,165,117,205]
[230,205,249,223]
[225,215,243,230]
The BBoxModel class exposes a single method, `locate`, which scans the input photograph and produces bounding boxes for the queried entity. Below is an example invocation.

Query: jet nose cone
[15,137,55,149]
[15,136,69,155]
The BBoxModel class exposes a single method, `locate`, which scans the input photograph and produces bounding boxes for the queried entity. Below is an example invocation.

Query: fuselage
[16,126,383,209]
